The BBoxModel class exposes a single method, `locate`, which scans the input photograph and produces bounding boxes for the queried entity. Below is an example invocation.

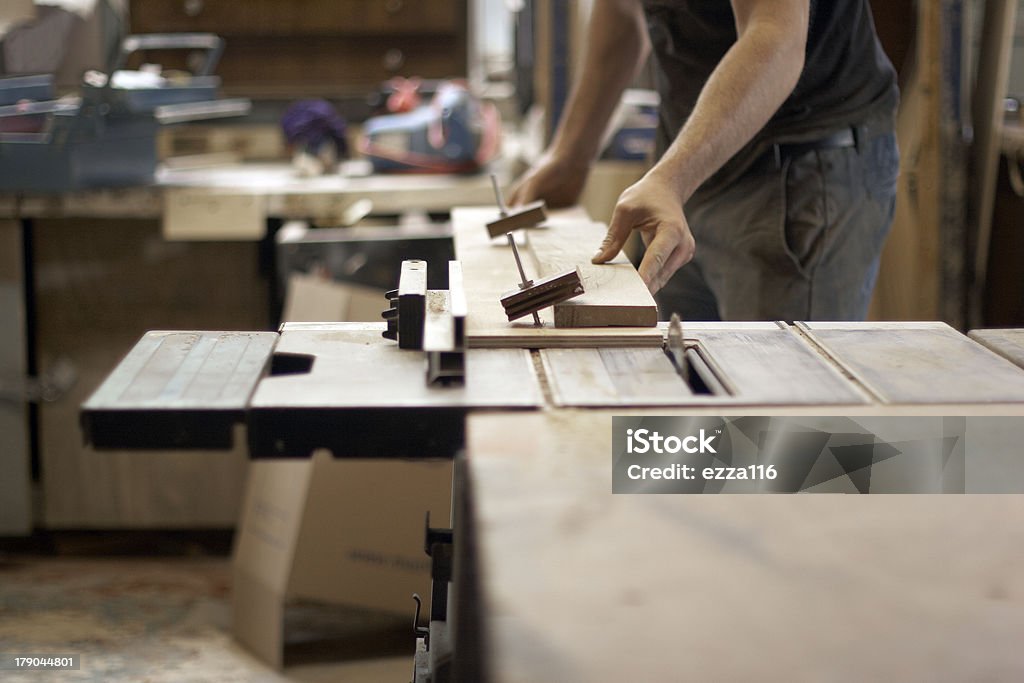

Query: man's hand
[508,151,590,208]
[591,173,696,294]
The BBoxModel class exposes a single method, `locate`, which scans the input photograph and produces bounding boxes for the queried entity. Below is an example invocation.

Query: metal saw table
[79,208,1024,681]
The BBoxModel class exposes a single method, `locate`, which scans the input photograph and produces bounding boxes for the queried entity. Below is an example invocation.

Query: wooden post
[0,219,32,534]
[969,0,1018,327]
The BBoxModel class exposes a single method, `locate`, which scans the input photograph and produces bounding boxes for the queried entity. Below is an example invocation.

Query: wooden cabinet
[128,0,468,98]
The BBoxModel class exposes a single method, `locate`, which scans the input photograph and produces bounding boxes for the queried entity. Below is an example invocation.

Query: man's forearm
[549,0,650,164]
[648,1,809,201]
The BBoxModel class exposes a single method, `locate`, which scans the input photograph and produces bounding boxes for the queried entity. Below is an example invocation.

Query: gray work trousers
[654,127,899,322]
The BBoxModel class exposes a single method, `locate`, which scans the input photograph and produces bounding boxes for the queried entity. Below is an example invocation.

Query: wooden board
[969,328,1024,370]
[82,331,278,449]
[452,207,661,347]
[247,323,541,458]
[542,323,867,407]
[526,218,658,327]
[465,410,1024,682]
[799,322,1024,404]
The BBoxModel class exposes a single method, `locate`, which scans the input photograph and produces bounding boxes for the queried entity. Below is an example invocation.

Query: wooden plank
[468,327,663,349]
[453,207,662,347]
[541,324,866,407]
[969,328,1024,370]
[526,217,658,327]
[799,322,1024,404]
[247,323,541,458]
[465,410,1024,682]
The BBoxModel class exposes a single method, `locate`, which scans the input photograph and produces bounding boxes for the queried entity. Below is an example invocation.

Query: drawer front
[130,0,463,36]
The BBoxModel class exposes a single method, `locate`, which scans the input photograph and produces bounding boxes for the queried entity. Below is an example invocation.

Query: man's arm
[593,0,810,294]
[508,0,649,207]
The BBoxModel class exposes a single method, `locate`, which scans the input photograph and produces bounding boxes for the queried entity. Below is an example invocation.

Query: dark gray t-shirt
[641,0,898,195]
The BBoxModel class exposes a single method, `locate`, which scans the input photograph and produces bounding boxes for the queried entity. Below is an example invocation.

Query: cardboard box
[281,273,385,324]
[232,450,453,668]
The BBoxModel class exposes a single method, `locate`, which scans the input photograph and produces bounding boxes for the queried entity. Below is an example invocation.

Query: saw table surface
[249,323,540,411]
[81,330,278,449]
[799,322,1024,403]
[465,409,1024,682]
[541,322,867,407]
[969,327,1024,370]
[239,323,541,458]
[83,324,1024,451]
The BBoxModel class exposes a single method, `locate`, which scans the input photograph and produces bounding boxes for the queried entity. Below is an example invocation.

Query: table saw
[79,207,1024,681]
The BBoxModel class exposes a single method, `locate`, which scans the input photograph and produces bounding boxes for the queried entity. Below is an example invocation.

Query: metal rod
[506,232,529,286]
[506,232,542,325]
[490,173,508,216]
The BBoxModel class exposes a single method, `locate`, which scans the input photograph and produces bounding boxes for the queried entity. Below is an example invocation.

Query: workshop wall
[32,218,269,527]
[127,0,469,100]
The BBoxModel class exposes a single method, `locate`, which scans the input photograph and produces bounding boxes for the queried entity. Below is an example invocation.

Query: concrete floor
[0,552,413,682]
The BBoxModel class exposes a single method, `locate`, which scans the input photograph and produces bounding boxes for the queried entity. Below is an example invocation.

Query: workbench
[0,162,502,233]
[0,154,647,532]
[0,165,502,532]
[78,206,1024,678]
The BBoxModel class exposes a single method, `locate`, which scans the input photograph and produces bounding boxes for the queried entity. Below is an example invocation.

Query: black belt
[766,127,858,169]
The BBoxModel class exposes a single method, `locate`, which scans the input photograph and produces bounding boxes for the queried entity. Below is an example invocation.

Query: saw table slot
[269,352,314,376]
[542,346,716,406]
[683,345,731,396]
[541,323,869,407]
